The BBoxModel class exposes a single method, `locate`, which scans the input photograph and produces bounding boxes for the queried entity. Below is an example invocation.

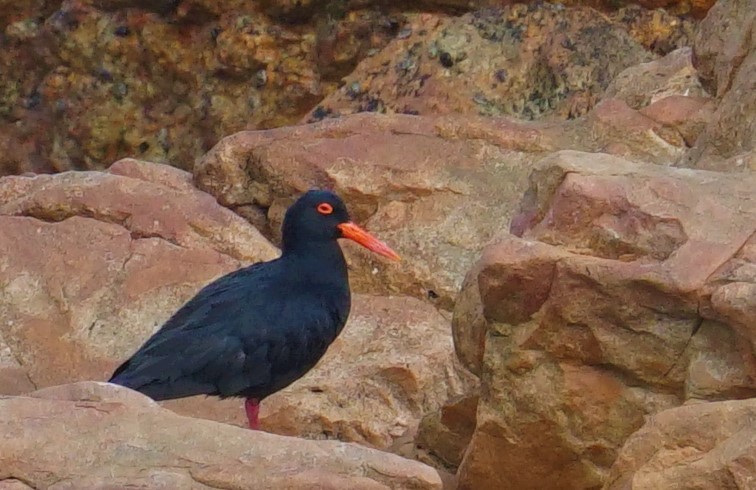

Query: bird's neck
[282,240,349,286]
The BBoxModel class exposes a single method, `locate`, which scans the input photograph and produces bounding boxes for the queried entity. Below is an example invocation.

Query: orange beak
[337,222,401,261]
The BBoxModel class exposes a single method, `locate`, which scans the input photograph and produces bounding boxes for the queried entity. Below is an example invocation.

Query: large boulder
[682,0,756,171]
[602,47,714,150]
[261,294,477,450]
[0,159,278,395]
[0,381,445,489]
[195,112,552,309]
[195,108,700,312]
[605,399,756,490]
[0,159,472,462]
[453,151,756,489]
[604,48,707,110]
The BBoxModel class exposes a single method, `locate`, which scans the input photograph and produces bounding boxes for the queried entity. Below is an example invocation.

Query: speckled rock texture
[304,4,696,123]
[1,1,704,177]
[0,0,401,174]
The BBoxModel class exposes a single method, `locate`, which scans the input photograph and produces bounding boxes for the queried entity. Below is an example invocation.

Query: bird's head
[281,189,400,261]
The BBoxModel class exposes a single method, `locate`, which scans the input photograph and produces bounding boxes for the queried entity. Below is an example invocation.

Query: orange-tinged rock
[454,151,756,489]
[0,382,445,490]
[195,112,548,309]
[260,295,477,450]
[605,399,756,490]
[683,0,756,170]
[304,5,655,123]
[0,159,278,395]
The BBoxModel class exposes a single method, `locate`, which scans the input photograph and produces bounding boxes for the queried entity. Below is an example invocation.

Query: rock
[195,112,550,309]
[612,6,697,54]
[453,238,570,376]
[454,151,756,490]
[682,0,756,170]
[692,0,754,97]
[605,399,756,490]
[700,229,756,359]
[719,150,756,172]
[0,159,475,461]
[196,104,712,308]
[0,381,445,490]
[0,0,57,26]
[261,295,477,450]
[305,4,658,122]
[0,1,398,176]
[572,47,718,163]
[0,480,32,490]
[0,331,34,396]
[416,393,479,471]
[603,48,707,110]
[0,159,278,395]
[255,1,714,21]
[639,95,714,147]
[577,97,687,163]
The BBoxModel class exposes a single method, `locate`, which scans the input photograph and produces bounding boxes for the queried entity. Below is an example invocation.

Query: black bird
[109,189,400,429]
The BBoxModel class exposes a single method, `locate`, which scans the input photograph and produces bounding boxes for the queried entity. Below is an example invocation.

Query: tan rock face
[700,230,756,360]
[261,295,477,450]
[0,381,445,490]
[196,106,717,309]
[604,48,707,110]
[416,393,479,471]
[682,0,756,170]
[454,151,756,490]
[0,160,473,462]
[195,113,546,309]
[578,46,724,165]
[0,159,279,393]
[605,399,756,490]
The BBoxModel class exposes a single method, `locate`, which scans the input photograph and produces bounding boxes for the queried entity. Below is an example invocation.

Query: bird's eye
[317,202,333,215]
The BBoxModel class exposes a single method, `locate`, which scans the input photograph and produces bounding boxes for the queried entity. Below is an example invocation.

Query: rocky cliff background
[1,0,754,489]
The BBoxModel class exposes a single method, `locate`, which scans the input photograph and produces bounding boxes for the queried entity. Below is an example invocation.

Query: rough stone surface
[605,399,756,490]
[305,4,670,123]
[604,47,707,109]
[196,105,711,311]
[454,151,756,490]
[0,381,445,490]
[0,1,400,175]
[195,112,548,309]
[261,295,477,450]
[574,97,688,164]
[0,1,708,178]
[0,159,279,394]
[639,94,714,147]
[416,393,479,471]
[682,0,756,171]
[0,161,473,466]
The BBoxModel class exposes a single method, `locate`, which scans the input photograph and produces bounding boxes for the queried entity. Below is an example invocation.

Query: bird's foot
[245,398,260,430]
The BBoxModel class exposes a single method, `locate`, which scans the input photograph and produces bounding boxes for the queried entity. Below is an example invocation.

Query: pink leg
[245,398,260,430]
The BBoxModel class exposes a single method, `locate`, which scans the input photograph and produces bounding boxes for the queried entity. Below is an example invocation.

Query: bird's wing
[110,264,276,398]
[110,262,346,400]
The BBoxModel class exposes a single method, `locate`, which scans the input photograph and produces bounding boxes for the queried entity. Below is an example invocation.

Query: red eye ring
[317,202,333,215]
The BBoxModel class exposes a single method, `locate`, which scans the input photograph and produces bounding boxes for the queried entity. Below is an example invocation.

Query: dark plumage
[109,189,399,428]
